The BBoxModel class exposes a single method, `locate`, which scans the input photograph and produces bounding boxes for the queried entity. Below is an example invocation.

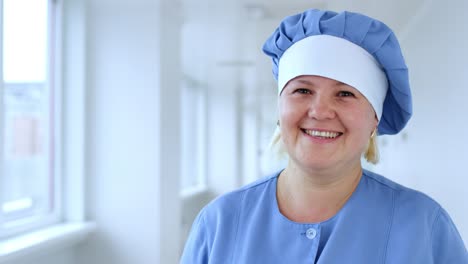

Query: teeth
[305,130,340,138]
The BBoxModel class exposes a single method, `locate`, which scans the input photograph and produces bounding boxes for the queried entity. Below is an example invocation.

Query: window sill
[0,222,96,263]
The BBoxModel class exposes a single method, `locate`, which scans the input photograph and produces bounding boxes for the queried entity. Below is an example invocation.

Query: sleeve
[180,210,211,264]
[430,207,468,263]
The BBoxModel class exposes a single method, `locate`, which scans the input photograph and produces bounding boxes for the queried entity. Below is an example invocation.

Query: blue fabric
[181,170,468,263]
[262,9,412,135]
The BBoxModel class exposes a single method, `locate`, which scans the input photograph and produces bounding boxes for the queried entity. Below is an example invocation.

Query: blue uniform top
[181,170,468,263]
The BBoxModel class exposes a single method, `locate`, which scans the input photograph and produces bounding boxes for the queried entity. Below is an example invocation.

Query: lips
[302,129,342,139]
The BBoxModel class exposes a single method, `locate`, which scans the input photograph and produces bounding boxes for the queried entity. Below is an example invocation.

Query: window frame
[0,0,63,238]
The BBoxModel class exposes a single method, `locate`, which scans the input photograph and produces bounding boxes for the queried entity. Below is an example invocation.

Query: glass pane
[3,0,48,82]
[1,0,52,221]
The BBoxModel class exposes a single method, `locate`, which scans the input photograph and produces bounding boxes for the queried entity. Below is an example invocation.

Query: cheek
[345,107,377,131]
[278,103,304,132]
[278,99,294,123]
[364,107,379,129]
[278,97,308,120]
[277,99,305,141]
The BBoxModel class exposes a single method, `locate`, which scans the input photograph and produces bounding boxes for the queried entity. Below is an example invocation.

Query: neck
[277,161,363,223]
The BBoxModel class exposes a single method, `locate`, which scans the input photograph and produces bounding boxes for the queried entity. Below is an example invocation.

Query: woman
[180,9,468,263]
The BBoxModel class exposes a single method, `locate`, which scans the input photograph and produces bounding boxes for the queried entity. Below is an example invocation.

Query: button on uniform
[306,228,317,240]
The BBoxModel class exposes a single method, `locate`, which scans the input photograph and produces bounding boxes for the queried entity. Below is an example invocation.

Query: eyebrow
[296,79,313,85]
[294,78,347,86]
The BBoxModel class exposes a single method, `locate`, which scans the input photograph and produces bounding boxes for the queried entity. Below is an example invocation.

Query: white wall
[382,0,468,242]
[75,1,159,262]
[74,1,182,264]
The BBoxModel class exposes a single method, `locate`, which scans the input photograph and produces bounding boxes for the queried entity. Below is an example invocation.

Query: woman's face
[278,75,378,172]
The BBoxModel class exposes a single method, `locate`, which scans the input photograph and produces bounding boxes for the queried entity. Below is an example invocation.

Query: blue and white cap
[262,9,412,135]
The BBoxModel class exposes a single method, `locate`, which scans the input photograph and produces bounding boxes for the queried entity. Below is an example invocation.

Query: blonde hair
[269,127,380,164]
[364,129,379,164]
[268,127,287,159]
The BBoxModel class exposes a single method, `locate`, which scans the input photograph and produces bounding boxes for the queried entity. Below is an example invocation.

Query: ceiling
[181,0,429,37]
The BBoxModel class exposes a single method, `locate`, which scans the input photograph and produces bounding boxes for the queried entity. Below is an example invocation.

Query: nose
[308,95,336,120]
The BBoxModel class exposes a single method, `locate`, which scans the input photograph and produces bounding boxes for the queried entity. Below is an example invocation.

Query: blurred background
[0,0,467,263]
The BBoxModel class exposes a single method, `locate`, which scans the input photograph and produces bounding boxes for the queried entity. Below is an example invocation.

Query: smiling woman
[180,9,467,264]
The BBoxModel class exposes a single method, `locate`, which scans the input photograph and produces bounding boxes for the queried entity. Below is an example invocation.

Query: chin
[293,158,337,171]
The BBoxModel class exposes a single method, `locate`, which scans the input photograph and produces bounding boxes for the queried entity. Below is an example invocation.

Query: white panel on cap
[278,35,388,120]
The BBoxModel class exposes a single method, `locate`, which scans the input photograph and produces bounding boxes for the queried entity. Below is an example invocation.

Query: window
[0,0,61,238]
[180,75,207,192]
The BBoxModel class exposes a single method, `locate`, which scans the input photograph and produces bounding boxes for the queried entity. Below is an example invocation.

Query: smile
[302,129,342,139]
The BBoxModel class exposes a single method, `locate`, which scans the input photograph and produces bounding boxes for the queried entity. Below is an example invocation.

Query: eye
[338,91,355,97]
[294,88,311,94]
